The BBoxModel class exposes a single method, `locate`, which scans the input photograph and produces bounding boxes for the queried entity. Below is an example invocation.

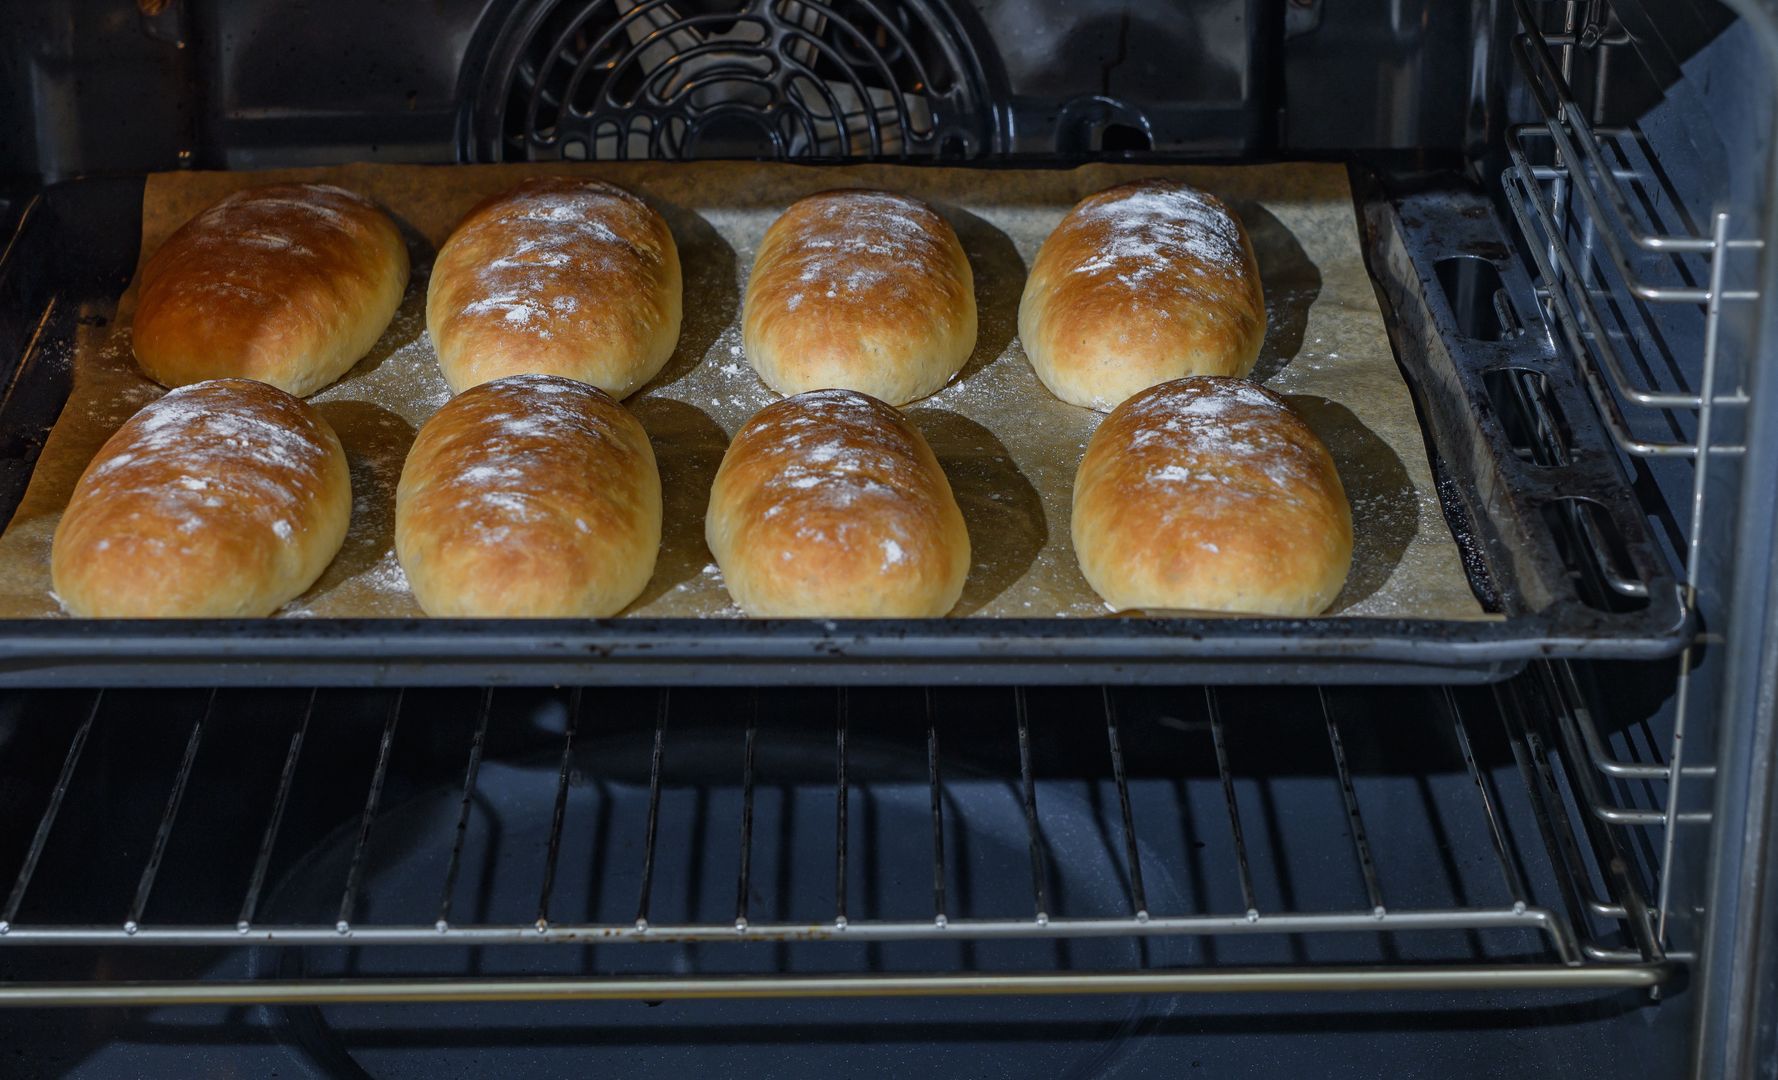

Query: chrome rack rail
[0,684,1668,1005]
[1501,0,1762,948]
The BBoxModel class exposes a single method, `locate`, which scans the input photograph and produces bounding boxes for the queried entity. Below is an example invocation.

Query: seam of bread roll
[395,373,662,618]
[1072,376,1352,616]
[51,379,352,617]
[742,190,976,407]
[707,389,969,617]
[132,184,409,398]
[1019,179,1265,411]
[427,178,683,399]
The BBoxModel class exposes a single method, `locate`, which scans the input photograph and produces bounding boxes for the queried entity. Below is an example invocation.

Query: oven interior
[1,0,1776,1075]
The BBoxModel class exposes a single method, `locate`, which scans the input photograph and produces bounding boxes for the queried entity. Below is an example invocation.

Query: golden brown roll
[742,190,976,406]
[427,178,682,399]
[131,183,409,397]
[707,389,969,617]
[395,373,661,617]
[1073,377,1351,615]
[1019,179,1265,411]
[51,379,351,617]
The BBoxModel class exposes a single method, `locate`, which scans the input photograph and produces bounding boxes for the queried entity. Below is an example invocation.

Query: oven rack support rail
[0,683,1671,1004]
[1499,0,1763,951]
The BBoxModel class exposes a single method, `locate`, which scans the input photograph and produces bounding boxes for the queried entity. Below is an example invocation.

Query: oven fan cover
[460,0,1002,161]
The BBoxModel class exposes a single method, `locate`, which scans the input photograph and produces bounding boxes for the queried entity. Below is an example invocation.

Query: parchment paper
[0,161,1490,620]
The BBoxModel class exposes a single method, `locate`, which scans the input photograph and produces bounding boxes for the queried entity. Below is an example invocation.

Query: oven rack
[0,681,1669,1005]
[1499,0,1759,951]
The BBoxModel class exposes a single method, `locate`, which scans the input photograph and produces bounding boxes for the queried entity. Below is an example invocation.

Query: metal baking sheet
[0,161,1489,621]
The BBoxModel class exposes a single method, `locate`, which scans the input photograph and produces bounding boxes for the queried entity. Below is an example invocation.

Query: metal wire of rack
[0,681,1668,1006]
[1498,0,1763,947]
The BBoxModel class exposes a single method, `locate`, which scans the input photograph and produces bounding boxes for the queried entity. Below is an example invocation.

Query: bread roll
[427,178,682,399]
[51,379,351,617]
[1073,377,1351,615]
[132,183,409,397]
[742,190,976,406]
[707,389,968,617]
[395,373,661,617]
[1019,179,1265,411]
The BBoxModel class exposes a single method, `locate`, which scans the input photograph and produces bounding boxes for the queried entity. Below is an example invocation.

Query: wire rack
[1498,0,1764,947]
[0,679,1668,1006]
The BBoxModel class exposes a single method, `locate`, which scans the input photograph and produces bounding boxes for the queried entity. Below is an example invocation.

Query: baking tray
[0,173,1689,686]
[2,160,1490,623]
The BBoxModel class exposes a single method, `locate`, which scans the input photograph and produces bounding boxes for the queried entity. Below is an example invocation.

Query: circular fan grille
[463,0,999,161]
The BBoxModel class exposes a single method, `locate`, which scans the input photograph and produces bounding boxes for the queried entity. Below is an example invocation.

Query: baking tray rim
[0,608,1690,663]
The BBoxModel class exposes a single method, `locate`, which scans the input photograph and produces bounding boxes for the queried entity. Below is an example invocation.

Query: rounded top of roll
[51,377,352,618]
[73,378,343,514]
[427,177,681,398]
[742,189,976,406]
[1072,376,1351,616]
[394,371,662,618]
[1020,178,1265,411]
[132,183,409,397]
[706,388,969,617]
[1060,179,1251,286]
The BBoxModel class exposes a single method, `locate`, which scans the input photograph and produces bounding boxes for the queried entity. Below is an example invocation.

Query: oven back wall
[1,0,1493,183]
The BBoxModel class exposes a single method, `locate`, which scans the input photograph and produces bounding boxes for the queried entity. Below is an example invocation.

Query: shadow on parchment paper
[335,215,433,384]
[1287,395,1417,612]
[906,407,1045,616]
[635,203,739,395]
[939,207,1024,387]
[628,396,730,607]
[306,400,416,591]
[1240,202,1321,384]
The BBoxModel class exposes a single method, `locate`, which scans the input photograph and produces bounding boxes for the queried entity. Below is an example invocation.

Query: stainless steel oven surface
[0,0,1774,1077]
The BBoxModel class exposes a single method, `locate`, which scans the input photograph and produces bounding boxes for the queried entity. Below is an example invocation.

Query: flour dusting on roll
[1073,376,1351,615]
[395,373,661,617]
[707,389,969,617]
[132,183,409,397]
[51,379,352,617]
[743,190,976,406]
[1020,179,1265,411]
[427,178,682,398]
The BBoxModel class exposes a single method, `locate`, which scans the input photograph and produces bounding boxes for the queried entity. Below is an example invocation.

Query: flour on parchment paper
[0,161,1489,622]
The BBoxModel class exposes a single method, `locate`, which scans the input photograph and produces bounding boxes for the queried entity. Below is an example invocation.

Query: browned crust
[426,178,682,399]
[1072,376,1352,615]
[395,373,661,617]
[707,389,969,617]
[51,379,351,617]
[742,190,976,405]
[1019,179,1265,410]
[132,183,409,397]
